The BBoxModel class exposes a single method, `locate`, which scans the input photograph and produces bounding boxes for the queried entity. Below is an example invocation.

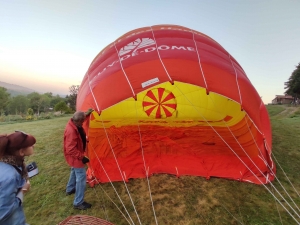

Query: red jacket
[63,119,86,168]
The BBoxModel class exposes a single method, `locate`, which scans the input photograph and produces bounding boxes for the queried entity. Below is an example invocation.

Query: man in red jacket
[64,110,92,210]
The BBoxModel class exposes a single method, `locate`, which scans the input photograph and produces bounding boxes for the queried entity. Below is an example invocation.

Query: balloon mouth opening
[84,82,272,184]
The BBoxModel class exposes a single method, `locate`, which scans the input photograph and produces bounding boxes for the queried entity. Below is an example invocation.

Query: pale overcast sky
[0,0,299,103]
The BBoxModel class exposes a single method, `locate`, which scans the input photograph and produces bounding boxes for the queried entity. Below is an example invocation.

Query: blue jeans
[66,167,86,206]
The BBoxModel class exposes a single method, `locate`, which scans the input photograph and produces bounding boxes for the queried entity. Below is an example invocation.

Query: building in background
[272,95,294,104]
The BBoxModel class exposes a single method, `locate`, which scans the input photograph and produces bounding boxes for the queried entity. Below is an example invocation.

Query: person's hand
[82,156,90,164]
[22,180,31,193]
[85,108,94,116]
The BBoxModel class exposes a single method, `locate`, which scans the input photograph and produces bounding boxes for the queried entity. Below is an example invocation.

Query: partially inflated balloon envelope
[77,25,275,185]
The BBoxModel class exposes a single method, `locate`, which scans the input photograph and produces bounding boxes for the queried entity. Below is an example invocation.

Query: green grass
[265,104,286,117]
[0,106,300,225]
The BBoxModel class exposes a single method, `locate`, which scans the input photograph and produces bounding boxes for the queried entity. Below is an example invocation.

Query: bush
[8,115,24,121]
[0,114,24,122]
[65,108,74,114]
[0,112,71,124]
[39,112,52,120]
[26,115,34,120]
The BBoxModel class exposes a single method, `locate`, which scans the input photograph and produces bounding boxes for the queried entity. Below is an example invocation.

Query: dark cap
[6,131,36,152]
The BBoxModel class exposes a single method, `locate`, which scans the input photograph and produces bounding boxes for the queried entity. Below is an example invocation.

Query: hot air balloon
[77,24,275,185]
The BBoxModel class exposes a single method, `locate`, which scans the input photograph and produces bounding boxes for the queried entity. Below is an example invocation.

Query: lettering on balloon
[91,38,196,83]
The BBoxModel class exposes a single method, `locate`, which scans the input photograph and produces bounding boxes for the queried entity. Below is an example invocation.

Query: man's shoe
[73,202,92,210]
[66,189,75,196]
[82,201,92,208]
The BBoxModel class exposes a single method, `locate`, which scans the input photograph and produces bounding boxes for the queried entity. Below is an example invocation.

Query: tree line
[285,62,300,102]
[0,85,80,115]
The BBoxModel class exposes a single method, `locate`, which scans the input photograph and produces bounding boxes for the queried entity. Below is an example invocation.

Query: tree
[7,95,29,115]
[284,62,300,100]
[40,94,51,112]
[44,92,53,98]
[67,85,80,111]
[27,92,42,115]
[0,87,10,114]
[26,108,34,120]
[27,108,34,115]
[50,94,65,109]
[54,101,69,113]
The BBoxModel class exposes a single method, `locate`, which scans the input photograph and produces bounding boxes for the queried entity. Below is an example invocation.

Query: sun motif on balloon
[142,88,177,118]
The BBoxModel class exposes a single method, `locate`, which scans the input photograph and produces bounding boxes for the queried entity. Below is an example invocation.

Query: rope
[220,203,244,225]
[87,72,100,112]
[236,184,245,225]
[272,151,300,198]
[91,183,109,221]
[272,185,284,225]
[84,28,300,224]
[92,171,133,225]
[190,30,208,90]
[243,114,300,213]
[114,42,136,97]
[188,42,300,220]
[148,28,299,222]
[228,55,243,106]
[89,142,136,225]
[86,116,135,225]
[171,83,300,223]
[221,114,300,220]
[150,26,173,82]
[134,100,158,225]
[96,115,142,225]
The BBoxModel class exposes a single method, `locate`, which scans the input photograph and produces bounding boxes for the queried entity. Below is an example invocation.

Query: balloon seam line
[150,26,173,82]
[114,42,136,97]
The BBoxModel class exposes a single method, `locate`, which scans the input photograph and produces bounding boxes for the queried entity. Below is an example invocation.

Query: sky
[0,1,299,104]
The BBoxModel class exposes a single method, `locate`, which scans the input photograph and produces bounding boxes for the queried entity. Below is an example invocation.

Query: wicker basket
[58,215,114,225]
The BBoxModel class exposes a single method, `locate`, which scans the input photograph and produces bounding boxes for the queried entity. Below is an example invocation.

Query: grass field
[0,105,300,225]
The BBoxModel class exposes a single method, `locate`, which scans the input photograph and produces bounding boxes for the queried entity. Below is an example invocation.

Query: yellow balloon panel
[89,81,246,128]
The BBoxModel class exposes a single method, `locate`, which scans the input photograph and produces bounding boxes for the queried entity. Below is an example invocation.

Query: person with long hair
[0,131,36,225]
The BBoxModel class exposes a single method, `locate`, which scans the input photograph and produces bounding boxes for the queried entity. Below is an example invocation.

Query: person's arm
[85,108,94,117]
[0,176,22,221]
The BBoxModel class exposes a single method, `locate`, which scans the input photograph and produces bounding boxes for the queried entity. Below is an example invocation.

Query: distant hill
[0,81,36,97]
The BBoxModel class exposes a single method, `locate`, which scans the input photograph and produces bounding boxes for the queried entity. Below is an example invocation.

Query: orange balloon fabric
[77,25,275,185]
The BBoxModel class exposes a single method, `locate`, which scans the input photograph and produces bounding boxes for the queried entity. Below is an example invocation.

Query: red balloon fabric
[77,25,275,185]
